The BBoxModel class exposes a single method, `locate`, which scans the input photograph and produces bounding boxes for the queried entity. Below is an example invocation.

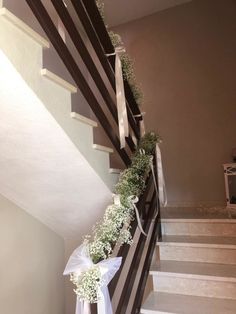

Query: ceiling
[103,0,192,26]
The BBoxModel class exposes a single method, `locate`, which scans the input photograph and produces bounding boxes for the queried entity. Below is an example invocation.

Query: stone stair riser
[152,275,236,300]
[162,222,236,237]
[159,246,236,264]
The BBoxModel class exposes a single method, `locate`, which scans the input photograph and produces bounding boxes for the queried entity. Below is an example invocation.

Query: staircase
[0,1,159,312]
[141,208,236,313]
[0,6,120,241]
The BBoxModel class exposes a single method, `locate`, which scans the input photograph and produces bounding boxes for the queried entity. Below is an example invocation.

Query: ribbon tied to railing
[138,121,167,208]
[128,195,147,236]
[107,47,129,148]
[155,143,167,207]
[134,112,146,137]
[63,244,122,314]
[113,194,147,236]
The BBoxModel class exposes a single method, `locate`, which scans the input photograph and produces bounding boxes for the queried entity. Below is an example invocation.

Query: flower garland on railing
[64,132,160,305]
[63,3,164,312]
[96,0,143,107]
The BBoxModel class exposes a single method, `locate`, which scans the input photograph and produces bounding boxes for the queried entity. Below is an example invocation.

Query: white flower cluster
[69,133,159,304]
[71,266,102,303]
[88,203,133,263]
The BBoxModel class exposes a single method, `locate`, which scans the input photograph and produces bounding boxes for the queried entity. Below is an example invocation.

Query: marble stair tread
[161,218,236,223]
[160,207,236,219]
[141,291,236,314]
[150,260,236,282]
[158,235,236,248]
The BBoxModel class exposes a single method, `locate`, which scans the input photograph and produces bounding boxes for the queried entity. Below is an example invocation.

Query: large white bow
[64,244,122,314]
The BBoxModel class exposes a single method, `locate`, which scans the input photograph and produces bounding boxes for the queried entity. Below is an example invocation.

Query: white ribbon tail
[150,163,159,219]
[98,257,122,314]
[75,299,91,314]
[97,286,113,314]
[115,48,129,148]
[107,47,128,148]
[132,200,147,236]
[156,144,167,207]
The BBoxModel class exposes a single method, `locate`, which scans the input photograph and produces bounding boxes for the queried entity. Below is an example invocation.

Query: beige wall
[114,0,236,207]
[0,194,65,314]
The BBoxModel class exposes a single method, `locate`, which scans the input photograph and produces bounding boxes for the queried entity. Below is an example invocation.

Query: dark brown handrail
[25,0,130,166]
[70,0,141,141]
[116,191,157,314]
[131,209,161,314]
[51,0,137,152]
[109,174,153,297]
[80,0,143,118]
[24,2,162,313]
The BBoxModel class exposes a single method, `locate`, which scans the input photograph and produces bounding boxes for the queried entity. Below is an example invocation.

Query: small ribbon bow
[63,244,122,314]
[134,112,146,137]
[128,195,147,236]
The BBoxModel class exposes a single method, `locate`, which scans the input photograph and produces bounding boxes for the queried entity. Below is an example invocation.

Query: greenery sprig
[96,1,144,106]
[70,132,160,302]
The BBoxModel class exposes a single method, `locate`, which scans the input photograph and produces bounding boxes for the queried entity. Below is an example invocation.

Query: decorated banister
[24,0,166,313]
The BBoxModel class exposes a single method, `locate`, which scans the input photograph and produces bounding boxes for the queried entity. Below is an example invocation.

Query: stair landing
[141,208,236,314]
[142,291,236,314]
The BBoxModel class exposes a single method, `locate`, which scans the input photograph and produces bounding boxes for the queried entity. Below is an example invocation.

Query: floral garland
[96,0,143,106]
[69,132,161,303]
[66,1,162,305]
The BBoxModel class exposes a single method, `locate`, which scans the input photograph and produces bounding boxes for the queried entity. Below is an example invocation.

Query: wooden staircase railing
[25,0,162,312]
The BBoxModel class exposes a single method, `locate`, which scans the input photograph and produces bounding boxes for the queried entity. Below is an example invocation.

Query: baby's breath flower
[70,132,159,302]
[71,266,102,303]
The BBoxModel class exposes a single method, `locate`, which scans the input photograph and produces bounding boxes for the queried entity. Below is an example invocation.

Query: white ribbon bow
[134,112,146,137]
[128,195,147,236]
[112,193,147,236]
[107,47,129,148]
[63,244,122,314]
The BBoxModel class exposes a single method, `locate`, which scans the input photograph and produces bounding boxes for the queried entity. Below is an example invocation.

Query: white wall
[0,194,65,314]
[114,0,236,207]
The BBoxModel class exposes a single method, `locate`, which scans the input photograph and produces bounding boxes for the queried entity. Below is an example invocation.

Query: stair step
[151,260,236,281]
[70,112,98,128]
[109,168,122,174]
[92,144,114,153]
[41,69,77,93]
[157,236,236,264]
[161,218,236,237]
[158,235,236,248]
[0,7,49,48]
[151,261,236,299]
[160,207,234,219]
[141,291,236,314]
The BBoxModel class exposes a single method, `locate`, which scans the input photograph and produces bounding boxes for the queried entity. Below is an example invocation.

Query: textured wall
[0,194,65,314]
[113,0,236,206]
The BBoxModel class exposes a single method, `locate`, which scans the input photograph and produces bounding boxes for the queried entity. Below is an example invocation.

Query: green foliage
[108,29,144,106]
[95,0,105,20]
[108,30,123,47]
[89,132,158,261]
[71,266,102,303]
[70,132,160,302]
[137,132,161,155]
[130,83,143,106]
